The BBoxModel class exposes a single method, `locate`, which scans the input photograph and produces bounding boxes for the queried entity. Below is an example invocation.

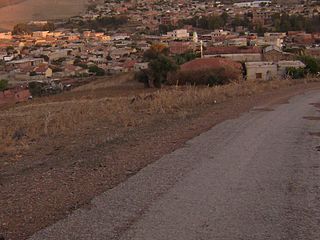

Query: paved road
[30,91,320,240]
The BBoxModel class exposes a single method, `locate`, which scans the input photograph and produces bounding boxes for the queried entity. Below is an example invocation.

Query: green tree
[159,24,175,34]
[88,65,105,76]
[0,79,8,91]
[298,55,320,74]
[286,67,306,79]
[149,55,178,88]
[28,82,43,97]
[174,51,198,65]
[139,43,178,88]
[42,22,55,31]
[6,46,14,54]
[221,12,229,25]
[13,23,31,35]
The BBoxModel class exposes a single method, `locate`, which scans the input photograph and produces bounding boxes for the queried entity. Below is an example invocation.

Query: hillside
[0,0,89,30]
[1,74,320,239]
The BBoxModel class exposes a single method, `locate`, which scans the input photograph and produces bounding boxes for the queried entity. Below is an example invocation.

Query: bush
[298,55,320,74]
[0,79,8,91]
[167,68,237,86]
[135,70,150,87]
[88,65,105,76]
[28,82,43,97]
[286,67,306,79]
[174,51,199,65]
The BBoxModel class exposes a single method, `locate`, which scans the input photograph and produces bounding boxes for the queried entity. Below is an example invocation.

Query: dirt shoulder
[1,82,320,240]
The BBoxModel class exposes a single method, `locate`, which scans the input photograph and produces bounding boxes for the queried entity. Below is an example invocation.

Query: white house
[234,0,271,8]
[134,62,149,72]
[32,31,50,38]
[166,29,189,39]
[0,32,12,40]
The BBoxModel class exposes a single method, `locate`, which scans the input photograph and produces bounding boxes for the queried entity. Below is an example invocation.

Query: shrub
[298,55,320,74]
[135,70,150,87]
[174,51,199,65]
[88,65,105,76]
[0,79,8,91]
[286,67,306,79]
[28,82,43,97]
[167,68,237,86]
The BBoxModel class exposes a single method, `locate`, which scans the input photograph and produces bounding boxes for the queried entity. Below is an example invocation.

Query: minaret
[193,32,198,43]
[200,40,203,58]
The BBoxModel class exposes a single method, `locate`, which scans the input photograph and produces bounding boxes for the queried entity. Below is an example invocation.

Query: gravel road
[29,90,320,240]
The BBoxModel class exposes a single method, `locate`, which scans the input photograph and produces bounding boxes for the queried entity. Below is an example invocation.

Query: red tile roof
[180,57,242,72]
[205,46,262,55]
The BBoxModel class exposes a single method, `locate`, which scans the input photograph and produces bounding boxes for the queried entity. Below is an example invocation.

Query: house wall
[246,64,277,81]
[48,50,69,61]
[246,61,306,81]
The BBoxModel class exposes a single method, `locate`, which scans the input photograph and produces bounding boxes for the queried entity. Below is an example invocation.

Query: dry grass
[0,77,319,153]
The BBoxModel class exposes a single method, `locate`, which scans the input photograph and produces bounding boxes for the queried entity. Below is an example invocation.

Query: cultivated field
[0,0,90,30]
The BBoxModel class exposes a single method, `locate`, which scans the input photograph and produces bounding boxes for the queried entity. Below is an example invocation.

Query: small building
[134,62,149,72]
[262,46,295,62]
[166,29,189,40]
[245,60,306,81]
[33,64,53,78]
[0,32,13,40]
[32,31,50,38]
[6,58,45,69]
[246,62,277,81]
[224,37,247,47]
[277,60,306,76]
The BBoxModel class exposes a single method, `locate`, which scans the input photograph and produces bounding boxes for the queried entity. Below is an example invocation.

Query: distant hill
[0,0,89,30]
[0,0,26,8]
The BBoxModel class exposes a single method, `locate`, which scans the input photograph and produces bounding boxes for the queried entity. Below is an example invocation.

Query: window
[256,73,262,79]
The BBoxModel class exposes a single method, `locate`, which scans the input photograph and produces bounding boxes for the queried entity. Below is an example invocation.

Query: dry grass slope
[1,77,319,153]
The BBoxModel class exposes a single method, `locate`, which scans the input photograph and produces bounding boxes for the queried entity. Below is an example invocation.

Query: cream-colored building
[245,61,306,81]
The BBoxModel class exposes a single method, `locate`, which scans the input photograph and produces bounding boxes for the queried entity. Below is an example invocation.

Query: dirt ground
[1,81,320,240]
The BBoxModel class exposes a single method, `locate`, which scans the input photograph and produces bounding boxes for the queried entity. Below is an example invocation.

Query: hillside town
[2,1,320,239]
[1,0,320,104]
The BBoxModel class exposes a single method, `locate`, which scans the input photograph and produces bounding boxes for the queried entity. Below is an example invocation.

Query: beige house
[246,61,306,81]
[33,65,53,78]
[246,62,277,81]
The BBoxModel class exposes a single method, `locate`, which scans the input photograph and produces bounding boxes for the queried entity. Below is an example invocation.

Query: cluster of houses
[0,28,145,82]
[0,0,320,105]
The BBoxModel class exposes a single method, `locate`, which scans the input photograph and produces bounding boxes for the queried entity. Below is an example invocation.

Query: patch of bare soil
[1,82,320,240]
[309,132,320,137]
[310,102,320,109]
[303,116,320,120]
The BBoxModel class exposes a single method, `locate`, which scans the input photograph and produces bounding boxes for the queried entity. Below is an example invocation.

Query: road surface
[30,90,320,240]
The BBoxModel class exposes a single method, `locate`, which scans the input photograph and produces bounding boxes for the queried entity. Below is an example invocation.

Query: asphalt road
[30,90,320,240]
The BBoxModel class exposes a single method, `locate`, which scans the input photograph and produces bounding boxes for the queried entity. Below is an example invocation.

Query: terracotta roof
[180,57,242,72]
[33,64,49,73]
[123,60,137,68]
[205,46,262,55]
[169,42,192,54]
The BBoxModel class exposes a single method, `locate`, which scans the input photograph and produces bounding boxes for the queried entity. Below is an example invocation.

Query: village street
[29,90,320,240]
